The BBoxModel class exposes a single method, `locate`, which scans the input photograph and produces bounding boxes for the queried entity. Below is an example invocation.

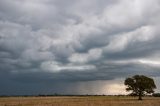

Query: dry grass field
[0,96,160,106]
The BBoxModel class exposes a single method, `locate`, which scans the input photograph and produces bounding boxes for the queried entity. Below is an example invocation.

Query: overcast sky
[0,0,160,95]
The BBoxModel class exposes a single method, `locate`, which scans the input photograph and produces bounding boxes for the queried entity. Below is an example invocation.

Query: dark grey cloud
[0,0,160,95]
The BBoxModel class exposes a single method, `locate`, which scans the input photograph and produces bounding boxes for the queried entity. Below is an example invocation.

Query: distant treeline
[0,94,125,97]
[0,93,160,97]
[152,93,160,97]
[0,93,126,97]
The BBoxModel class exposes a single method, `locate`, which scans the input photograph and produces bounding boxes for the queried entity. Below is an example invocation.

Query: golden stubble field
[0,96,160,106]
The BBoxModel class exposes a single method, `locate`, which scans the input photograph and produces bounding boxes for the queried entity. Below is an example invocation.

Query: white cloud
[69,48,102,63]
[103,25,158,53]
[139,59,160,67]
[40,61,96,73]
[21,49,53,62]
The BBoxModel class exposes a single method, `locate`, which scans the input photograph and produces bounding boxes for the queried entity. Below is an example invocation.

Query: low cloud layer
[0,0,160,95]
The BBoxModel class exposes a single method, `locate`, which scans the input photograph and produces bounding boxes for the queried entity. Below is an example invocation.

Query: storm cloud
[0,0,160,95]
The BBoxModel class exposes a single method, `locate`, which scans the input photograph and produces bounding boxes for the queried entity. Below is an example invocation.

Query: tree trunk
[138,92,142,100]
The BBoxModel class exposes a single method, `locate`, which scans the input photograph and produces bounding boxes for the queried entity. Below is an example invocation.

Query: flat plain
[0,96,160,106]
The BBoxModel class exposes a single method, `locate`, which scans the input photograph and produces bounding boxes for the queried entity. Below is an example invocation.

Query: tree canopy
[124,75,156,100]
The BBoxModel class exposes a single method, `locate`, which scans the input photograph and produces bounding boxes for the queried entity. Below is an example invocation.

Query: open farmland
[0,96,160,106]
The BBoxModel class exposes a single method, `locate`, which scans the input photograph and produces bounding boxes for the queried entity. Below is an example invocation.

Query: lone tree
[124,75,156,100]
